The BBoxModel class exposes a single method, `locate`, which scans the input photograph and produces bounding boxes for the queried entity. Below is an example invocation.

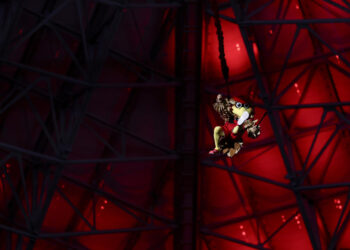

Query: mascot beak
[238,111,250,125]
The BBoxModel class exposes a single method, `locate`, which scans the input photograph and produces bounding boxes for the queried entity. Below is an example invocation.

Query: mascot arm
[232,126,240,134]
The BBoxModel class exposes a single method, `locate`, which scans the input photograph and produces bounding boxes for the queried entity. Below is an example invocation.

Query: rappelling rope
[211,0,267,126]
[211,0,230,97]
[257,111,267,126]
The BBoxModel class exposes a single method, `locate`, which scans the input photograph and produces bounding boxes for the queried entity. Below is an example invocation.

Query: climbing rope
[211,0,267,126]
[211,0,230,96]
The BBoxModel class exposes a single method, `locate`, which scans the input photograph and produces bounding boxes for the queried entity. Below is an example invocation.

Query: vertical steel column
[0,0,24,57]
[174,1,202,250]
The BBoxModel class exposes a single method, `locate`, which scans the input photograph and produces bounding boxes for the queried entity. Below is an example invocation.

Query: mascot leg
[209,126,225,154]
[226,142,243,158]
[213,126,225,150]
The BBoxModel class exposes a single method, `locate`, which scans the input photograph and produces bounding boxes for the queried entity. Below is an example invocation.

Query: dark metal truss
[0,0,348,249]
[0,0,181,249]
[201,0,350,250]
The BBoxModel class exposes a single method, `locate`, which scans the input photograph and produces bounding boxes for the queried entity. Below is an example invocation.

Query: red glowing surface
[0,0,349,249]
[201,0,350,249]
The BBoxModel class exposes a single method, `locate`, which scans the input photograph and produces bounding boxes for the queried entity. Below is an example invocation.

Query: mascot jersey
[222,119,240,140]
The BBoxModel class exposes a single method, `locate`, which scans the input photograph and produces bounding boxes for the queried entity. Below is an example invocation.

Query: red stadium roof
[0,0,349,249]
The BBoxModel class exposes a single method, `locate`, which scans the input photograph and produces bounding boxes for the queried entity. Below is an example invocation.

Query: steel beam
[208,13,350,24]
[211,46,350,90]
[60,173,175,225]
[0,58,179,88]
[254,102,350,109]
[93,0,181,9]
[0,0,24,57]
[230,1,324,249]
[22,6,175,80]
[262,210,299,245]
[21,3,126,249]
[201,228,269,250]
[39,225,176,238]
[174,1,202,249]
[201,160,290,189]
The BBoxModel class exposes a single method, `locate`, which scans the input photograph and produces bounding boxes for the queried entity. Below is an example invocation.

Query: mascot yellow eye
[235,102,242,108]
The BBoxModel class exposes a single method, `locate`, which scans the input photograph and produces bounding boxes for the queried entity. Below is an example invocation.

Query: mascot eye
[235,102,242,108]
[243,103,250,108]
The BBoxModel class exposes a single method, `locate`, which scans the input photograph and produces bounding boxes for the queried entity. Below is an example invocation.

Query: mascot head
[228,97,254,125]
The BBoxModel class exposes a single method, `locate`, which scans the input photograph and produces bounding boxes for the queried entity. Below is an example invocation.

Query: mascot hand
[244,119,261,139]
